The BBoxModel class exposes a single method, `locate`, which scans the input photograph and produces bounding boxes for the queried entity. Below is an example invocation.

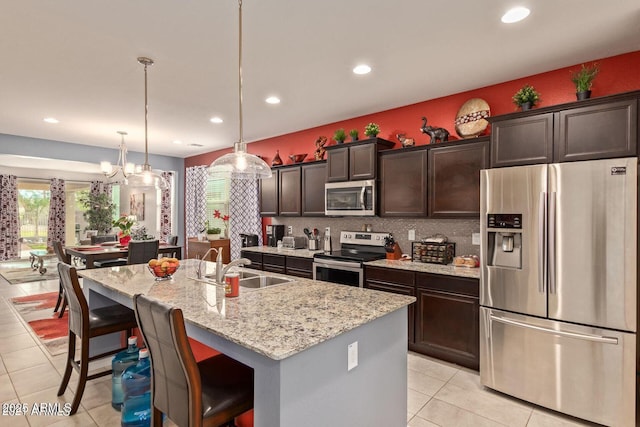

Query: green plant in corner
[364,122,380,138]
[333,128,347,144]
[78,192,115,235]
[512,84,540,108]
[571,63,599,93]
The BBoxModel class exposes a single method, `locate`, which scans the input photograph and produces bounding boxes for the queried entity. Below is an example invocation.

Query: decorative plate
[454,98,490,138]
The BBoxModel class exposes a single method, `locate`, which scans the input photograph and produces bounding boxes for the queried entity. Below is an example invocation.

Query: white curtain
[185,166,208,238]
[229,178,263,260]
[0,174,19,260]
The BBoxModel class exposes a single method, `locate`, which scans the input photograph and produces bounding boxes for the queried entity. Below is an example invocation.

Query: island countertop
[79,259,415,361]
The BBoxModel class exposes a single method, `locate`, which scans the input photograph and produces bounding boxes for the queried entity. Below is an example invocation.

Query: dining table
[65,243,182,268]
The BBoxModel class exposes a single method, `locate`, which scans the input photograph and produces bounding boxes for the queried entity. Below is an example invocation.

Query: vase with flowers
[213,210,230,238]
[113,214,136,246]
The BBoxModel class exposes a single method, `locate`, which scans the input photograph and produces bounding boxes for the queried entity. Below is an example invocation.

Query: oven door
[313,259,363,287]
[325,180,375,216]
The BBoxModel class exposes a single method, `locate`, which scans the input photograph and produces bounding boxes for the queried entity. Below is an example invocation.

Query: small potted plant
[571,63,599,100]
[206,224,222,241]
[512,84,540,111]
[333,128,347,144]
[349,129,359,142]
[113,215,136,246]
[364,123,380,138]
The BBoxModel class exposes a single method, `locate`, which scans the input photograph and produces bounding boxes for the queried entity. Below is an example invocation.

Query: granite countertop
[79,259,414,361]
[364,259,480,279]
[240,245,322,259]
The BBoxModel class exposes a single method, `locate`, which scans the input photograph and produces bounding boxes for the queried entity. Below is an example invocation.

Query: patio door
[17,180,51,258]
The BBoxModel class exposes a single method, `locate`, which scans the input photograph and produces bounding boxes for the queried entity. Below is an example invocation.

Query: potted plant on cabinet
[364,122,380,138]
[571,63,599,100]
[333,128,347,144]
[349,129,359,142]
[512,84,540,111]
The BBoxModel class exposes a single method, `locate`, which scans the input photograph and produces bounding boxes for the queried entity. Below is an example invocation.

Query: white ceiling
[1,1,639,159]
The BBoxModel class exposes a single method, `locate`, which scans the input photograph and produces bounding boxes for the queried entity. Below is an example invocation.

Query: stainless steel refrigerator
[480,158,637,427]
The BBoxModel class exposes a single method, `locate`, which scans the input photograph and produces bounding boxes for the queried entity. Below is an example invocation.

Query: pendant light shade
[208,0,272,180]
[127,56,168,190]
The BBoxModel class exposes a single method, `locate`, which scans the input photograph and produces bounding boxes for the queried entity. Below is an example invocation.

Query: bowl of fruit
[148,257,180,281]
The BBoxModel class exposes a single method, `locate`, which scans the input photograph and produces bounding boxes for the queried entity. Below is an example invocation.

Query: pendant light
[126,56,169,190]
[208,0,272,180]
[100,131,136,182]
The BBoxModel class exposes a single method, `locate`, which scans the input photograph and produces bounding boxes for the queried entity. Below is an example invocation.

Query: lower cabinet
[240,250,263,270]
[414,272,479,370]
[262,254,286,274]
[239,251,312,278]
[364,265,479,370]
[285,256,313,279]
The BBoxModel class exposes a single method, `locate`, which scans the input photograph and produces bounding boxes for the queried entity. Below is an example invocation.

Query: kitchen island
[79,259,415,427]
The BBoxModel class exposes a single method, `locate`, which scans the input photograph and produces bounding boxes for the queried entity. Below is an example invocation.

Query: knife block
[386,243,403,260]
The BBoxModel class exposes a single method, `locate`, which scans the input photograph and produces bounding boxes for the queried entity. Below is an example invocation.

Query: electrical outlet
[347,341,358,371]
[287,226,293,235]
[325,227,330,237]
[472,232,481,245]
[408,229,416,241]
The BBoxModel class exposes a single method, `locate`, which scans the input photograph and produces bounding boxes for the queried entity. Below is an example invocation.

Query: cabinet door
[259,170,279,216]
[428,140,489,217]
[349,143,377,180]
[556,99,638,162]
[491,113,554,167]
[414,273,479,370]
[380,149,428,217]
[240,251,263,270]
[364,266,415,344]
[278,167,301,216]
[262,254,286,273]
[301,162,327,216]
[326,146,349,182]
[285,256,313,279]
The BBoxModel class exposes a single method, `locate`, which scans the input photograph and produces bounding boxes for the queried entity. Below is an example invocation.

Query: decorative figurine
[314,136,327,160]
[396,133,415,148]
[272,150,283,166]
[420,117,450,144]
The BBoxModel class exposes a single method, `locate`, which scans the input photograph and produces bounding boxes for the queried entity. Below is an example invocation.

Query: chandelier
[100,131,136,182]
[208,0,272,180]
[125,56,168,190]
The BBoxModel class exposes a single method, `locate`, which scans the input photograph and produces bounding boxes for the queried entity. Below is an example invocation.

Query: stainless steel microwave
[325,179,376,216]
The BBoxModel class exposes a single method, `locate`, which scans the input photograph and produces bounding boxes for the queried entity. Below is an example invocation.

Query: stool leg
[53,281,63,313]
[57,333,76,396]
[68,337,90,415]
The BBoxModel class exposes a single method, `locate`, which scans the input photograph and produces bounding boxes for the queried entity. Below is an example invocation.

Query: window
[206,175,230,231]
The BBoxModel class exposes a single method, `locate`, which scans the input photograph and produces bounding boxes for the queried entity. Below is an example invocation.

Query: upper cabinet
[490,92,639,167]
[379,147,428,217]
[259,170,279,216]
[301,161,327,216]
[326,138,395,182]
[278,166,301,216]
[428,138,489,217]
[260,161,326,217]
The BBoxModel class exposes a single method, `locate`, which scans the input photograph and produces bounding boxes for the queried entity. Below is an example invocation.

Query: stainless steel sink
[202,270,260,281]
[238,275,294,289]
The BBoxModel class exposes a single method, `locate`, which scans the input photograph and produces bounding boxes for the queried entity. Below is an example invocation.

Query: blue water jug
[112,336,139,410]
[121,348,151,427]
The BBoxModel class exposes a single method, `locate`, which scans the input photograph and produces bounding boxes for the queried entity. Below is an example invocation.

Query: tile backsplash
[272,217,480,257]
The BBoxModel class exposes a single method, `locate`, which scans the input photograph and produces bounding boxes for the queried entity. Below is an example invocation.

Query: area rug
[1,266,58,284]
[11,291,68,355]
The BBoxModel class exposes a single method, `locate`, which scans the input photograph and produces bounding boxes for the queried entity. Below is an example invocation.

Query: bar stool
[133,294,254,427]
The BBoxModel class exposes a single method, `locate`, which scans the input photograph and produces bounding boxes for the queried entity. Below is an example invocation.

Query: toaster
[282,236,307,249]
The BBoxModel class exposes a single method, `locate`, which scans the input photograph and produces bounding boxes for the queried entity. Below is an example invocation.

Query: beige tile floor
[0,271,605,426]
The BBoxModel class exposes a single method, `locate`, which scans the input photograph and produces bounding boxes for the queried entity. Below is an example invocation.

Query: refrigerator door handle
[489,314,619,345]
[538,192,547,294]
[548,191,557,294]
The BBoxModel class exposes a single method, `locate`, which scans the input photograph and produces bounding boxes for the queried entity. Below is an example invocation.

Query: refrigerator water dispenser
[486,214,522,269]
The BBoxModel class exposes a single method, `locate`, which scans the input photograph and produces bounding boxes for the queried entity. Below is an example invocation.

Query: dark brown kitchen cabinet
[301,161,327,216]
[259,170,279,216]
[414,273,479,370]
[364,266,415,345]
[490,113,554,167]
[556,98,638,162]
[379,147,428,217]
[262,253,286,274]
[240,250,263,270]
[326,138,395,182]
[278,166,301,216]
[428,138,489,217]
[285,256,313,279]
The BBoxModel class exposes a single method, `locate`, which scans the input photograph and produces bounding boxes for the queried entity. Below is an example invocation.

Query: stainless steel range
[313,231,389,287]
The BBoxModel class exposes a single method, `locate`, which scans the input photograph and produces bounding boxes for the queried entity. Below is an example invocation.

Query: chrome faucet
[196,247,220,280]
[217,258,252,284]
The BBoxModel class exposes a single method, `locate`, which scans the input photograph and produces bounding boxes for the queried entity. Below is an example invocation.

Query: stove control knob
[345,233,351,239]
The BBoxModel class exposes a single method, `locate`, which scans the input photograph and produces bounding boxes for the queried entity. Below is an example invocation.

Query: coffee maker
[266,224,285,247]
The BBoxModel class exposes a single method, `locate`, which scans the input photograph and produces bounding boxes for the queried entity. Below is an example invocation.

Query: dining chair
[94,239,160,268]
[52,241,70,318]
[158,235,179,259]
[133,294,254,427]
[90,234,117,244]
[57,263,138,415]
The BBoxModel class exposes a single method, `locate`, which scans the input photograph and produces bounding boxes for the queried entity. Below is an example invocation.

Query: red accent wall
[185,50,640,169]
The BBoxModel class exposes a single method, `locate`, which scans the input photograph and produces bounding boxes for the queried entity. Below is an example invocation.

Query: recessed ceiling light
[187,143,204,147]
[353,64,372,75]
[210,117,223,124]
[265,96,281,104]
[501,6,530,23]
[43,117,59,124]
[173,140,183,145]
